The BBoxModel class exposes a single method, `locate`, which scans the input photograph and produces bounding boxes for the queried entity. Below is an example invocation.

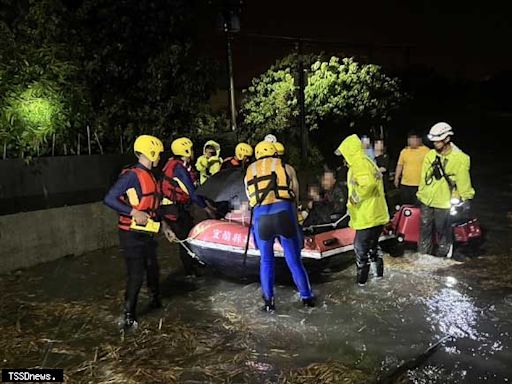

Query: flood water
[1,159,511,383]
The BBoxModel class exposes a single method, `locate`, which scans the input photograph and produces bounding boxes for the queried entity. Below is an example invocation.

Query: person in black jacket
[374,139,390,193]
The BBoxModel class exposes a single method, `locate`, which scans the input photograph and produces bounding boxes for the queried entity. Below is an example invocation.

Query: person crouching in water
[244,141,314,312]
[104,135,171,329]
[221,142,253,170]
[160,137,215,277]
[335,134,389,286]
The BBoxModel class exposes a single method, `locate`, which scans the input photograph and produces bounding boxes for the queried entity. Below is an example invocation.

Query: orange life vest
[161,159,190,205]
[245,157,294,207]
[118,167,160,231]
[221,156,241,170]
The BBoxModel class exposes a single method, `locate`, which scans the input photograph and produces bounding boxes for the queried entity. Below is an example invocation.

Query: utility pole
[295,39,307,161]
[225,29,237,132]
[218,1,241,133]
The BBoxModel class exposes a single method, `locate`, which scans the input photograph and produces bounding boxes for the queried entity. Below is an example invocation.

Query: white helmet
[428,122,454,141]
[264,134,277,143]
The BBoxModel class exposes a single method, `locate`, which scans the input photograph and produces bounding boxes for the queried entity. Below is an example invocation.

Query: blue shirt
[103,163,148,216]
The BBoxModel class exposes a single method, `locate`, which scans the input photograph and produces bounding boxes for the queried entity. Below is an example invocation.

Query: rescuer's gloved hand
[208,156,220,165]
[197,156,209,168]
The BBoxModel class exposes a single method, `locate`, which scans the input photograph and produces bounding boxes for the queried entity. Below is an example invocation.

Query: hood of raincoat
[203,140,221,157]
[335,134,365,166]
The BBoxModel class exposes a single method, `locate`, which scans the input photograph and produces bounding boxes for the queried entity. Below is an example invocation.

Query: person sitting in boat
[306,184,321,210]
[221,142,253,170]
[244,141,315,312]
[302,169,347,228]
[301,184,328,227]
[160,137,216,277]
[320,168,347,216]
[196,140,222,185]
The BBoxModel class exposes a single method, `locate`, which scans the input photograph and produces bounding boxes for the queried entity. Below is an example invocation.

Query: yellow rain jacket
[196,140,222,185]
[337,135,389,230]
[417,144,475,209]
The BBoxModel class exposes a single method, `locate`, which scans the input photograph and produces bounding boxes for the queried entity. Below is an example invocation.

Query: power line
[241,32,413,50]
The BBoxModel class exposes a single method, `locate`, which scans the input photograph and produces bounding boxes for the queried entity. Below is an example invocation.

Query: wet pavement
[1,162,512,383]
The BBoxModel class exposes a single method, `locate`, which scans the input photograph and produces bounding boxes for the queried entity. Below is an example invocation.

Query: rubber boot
[356,264,370,286]
[261,297,276,313]
[302,297,316,308]
[121,311,138,330]
[371,257,384,279]
[149,294,162,309]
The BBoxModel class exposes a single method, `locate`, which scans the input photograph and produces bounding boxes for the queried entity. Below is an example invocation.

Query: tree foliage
[0,0,88,156]
[0,0,223,157]
[75,0,223,148]
[240,55,405,143]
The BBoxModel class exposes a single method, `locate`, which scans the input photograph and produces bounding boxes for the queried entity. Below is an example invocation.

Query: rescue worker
[196,140,222,184]
[394,131,430,205]
[417,123,475,259]
[104,135,169,329]
[335,134,389,286]
[221,142,253,170]
[160,137,214,276]
[244,141,314,312]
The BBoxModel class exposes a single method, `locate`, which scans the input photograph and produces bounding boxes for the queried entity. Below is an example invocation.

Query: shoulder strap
[434,156,456,191]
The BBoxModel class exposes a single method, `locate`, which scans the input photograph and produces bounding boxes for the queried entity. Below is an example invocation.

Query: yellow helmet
[133,135,164,162]
[255,141,277,160]
[171,137,194,157]
[274,142,285,156]
[235,142,253,160]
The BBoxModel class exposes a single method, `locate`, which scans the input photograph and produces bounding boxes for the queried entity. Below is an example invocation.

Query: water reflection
[424,285,505,360]
[425,287,479,341]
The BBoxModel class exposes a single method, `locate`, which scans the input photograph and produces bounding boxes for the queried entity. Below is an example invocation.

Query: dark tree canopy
[240,55,405,164]
[0,0,224,157]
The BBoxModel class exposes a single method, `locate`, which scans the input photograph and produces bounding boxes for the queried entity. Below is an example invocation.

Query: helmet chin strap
[435,138,451,154]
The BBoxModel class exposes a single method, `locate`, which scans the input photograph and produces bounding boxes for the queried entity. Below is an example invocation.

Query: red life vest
[221,156,241,170]
[118,167,160,231]
[161,159,191,205]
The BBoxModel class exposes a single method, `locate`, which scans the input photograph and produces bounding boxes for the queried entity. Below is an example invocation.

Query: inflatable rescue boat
[187,212,395,279]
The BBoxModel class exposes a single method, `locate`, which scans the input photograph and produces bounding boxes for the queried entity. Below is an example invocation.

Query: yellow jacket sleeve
[456,155,475,201]
[196,156,208,172]
[209,157,222,175]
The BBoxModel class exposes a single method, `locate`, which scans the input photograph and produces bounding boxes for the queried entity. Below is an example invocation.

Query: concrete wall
[0,202,118,273]
[0,154,133,215]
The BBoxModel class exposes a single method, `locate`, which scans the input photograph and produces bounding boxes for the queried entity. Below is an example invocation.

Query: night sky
[200,0,512,86]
